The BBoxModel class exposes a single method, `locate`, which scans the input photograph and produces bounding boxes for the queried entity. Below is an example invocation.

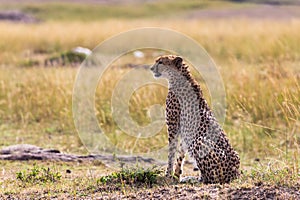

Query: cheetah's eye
[158,61,163,64]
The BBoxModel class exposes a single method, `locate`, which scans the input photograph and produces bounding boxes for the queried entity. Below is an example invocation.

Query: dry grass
[0,19,300,64]
[0,18,299,156]
[0,17,299,198]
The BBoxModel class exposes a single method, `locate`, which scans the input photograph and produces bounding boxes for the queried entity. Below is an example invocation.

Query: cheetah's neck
[167,70,213,118]
[168,71,203,100]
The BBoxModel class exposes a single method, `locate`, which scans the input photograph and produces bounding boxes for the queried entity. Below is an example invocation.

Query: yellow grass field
[0,2,299,198]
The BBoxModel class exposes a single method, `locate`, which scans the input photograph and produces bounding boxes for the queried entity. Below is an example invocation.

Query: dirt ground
[120,185,300,200]
[2,184,299,199]
[1,145,299,199]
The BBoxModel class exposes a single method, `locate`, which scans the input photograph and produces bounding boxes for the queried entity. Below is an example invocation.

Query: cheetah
[150,55,240,184]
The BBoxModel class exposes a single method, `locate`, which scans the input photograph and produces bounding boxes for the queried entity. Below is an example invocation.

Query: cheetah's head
[150,55,188,79]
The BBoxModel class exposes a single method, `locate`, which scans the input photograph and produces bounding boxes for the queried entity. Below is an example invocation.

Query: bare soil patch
[2,184,299,199]
[123,185,300,200]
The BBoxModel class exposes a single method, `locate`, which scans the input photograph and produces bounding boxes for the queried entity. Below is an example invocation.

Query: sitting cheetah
[150,55,240,184]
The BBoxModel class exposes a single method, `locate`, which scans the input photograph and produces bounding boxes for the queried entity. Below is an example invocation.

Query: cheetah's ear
[172,56,183,68]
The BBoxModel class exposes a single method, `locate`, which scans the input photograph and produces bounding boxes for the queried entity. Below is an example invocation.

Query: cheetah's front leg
[166,132,179,177]
[165,91,180,178]
[174,142,186,180]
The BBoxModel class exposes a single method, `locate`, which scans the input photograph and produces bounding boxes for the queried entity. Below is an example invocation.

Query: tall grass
[0,19,299,169]
[0,19,299,65]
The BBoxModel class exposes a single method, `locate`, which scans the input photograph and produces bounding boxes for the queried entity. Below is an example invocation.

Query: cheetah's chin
[154,73,161,78]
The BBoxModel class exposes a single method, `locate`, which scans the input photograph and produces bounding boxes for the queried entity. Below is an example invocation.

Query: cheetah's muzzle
[150,64,162,78]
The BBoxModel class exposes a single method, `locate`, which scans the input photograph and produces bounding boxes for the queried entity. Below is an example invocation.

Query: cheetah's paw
[180,176,202,184]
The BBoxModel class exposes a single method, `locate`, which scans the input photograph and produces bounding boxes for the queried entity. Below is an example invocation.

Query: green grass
[98,166,164,187]
[16,164,62,184]
[0,160,108,198]
[0,0,241,21]
[245,164,299,187]
[0,0,297,24]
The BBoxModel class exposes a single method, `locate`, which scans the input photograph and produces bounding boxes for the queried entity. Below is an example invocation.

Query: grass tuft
[97,166,164,188]
[16,163,62,184]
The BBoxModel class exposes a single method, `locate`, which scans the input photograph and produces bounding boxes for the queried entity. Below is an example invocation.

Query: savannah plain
[0,0,299,199]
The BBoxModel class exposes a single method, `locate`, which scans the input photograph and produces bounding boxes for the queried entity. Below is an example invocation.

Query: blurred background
[0,0,299,172]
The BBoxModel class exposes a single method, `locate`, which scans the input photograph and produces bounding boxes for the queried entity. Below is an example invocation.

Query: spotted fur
[150,55,240,184]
